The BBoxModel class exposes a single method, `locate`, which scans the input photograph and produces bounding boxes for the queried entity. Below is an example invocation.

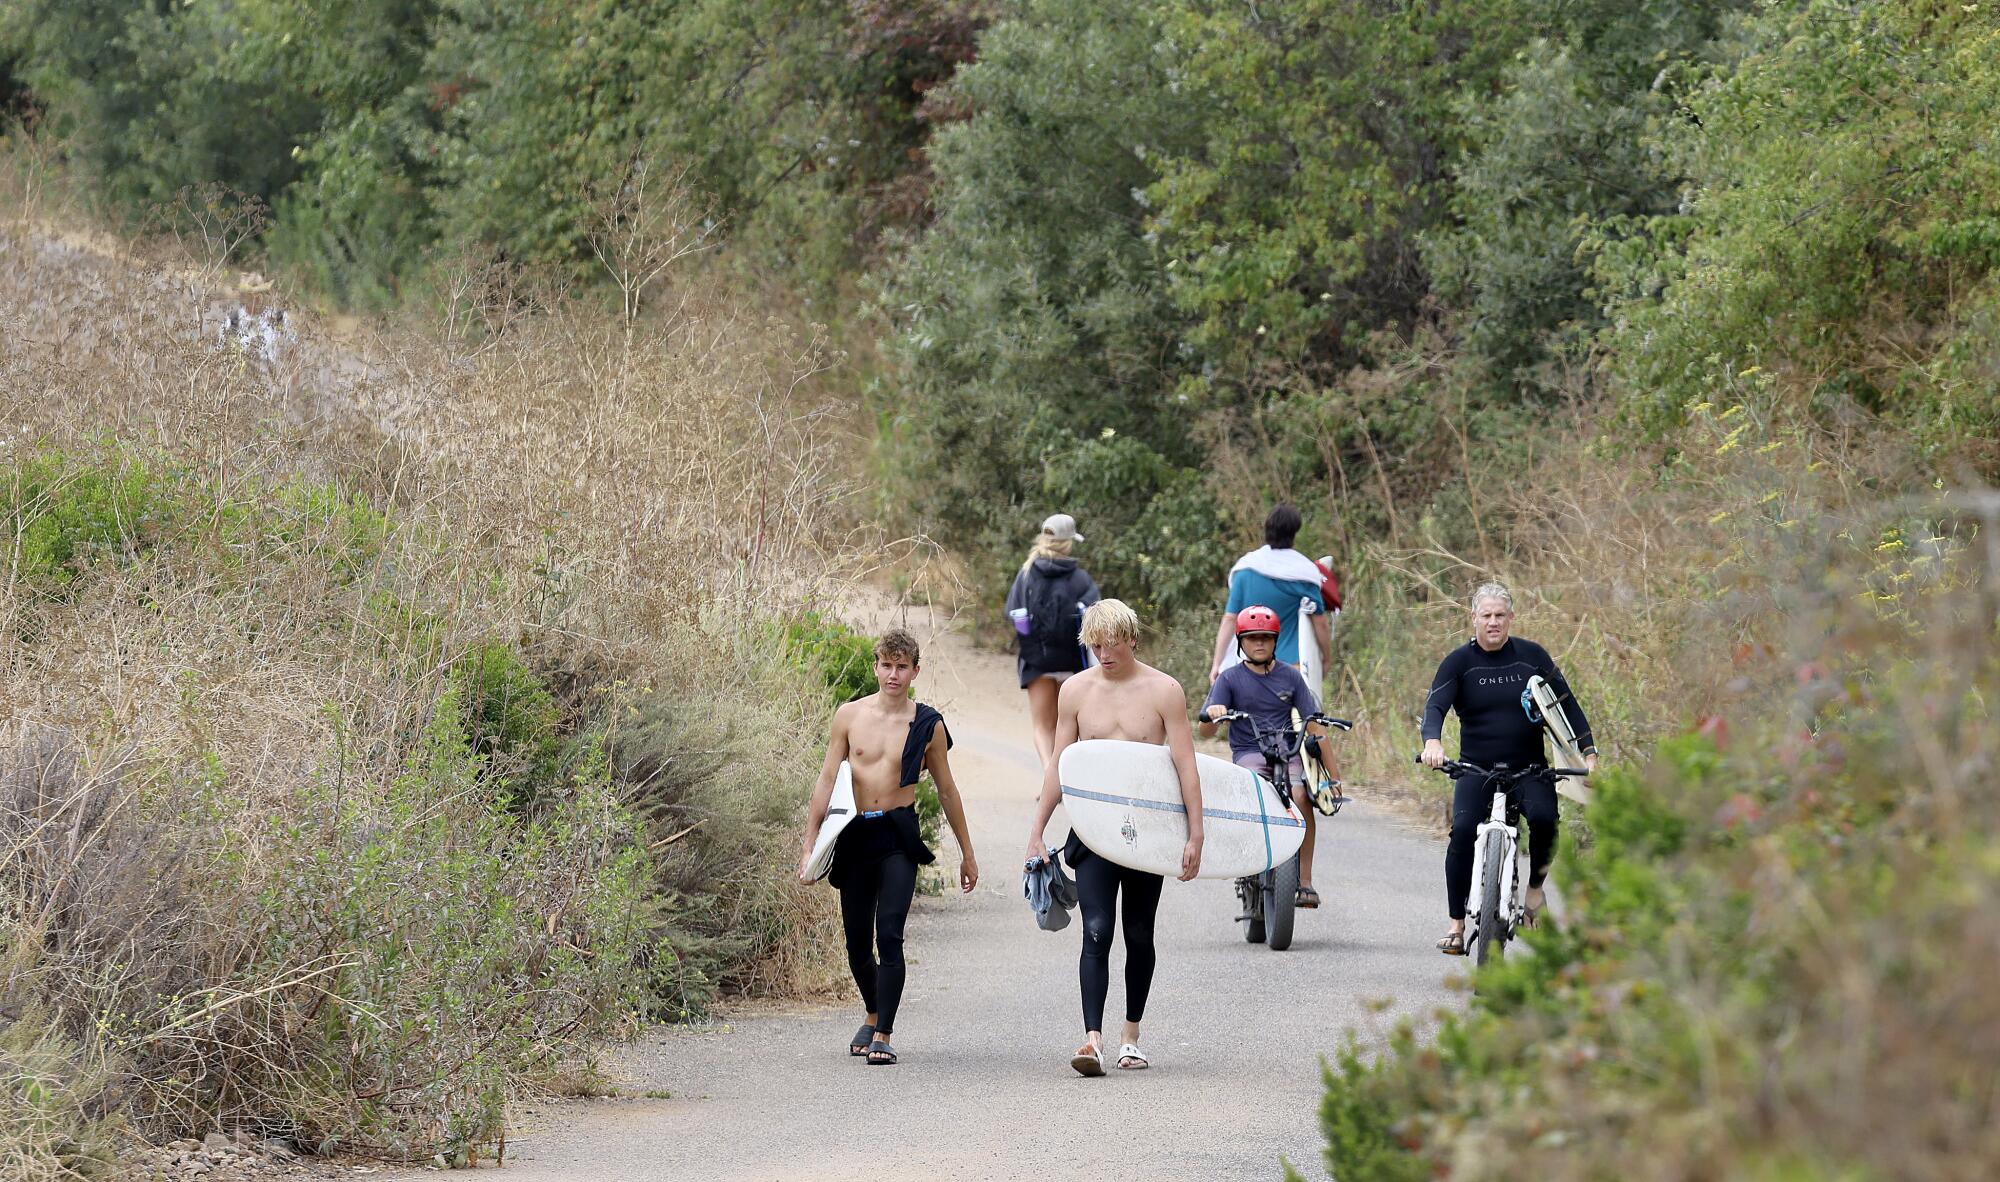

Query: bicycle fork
[1462,795,1520,950]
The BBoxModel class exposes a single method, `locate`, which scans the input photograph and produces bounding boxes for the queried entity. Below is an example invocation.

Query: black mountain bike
[1209,709,1352,951]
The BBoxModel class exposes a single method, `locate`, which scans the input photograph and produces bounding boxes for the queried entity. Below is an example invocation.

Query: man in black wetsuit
[1420,583,1597,956]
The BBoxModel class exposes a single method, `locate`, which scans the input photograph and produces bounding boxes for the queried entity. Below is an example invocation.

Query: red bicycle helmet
[1235,605,1282,637]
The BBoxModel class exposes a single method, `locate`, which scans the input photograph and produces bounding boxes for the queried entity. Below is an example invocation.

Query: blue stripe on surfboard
[1060,784,1305,829]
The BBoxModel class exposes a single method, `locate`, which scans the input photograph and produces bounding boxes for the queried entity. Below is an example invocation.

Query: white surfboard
[1296,598,1326,694]
[1526,675,1592,804]
[803,761,856,882]
[1059,739,1305,879]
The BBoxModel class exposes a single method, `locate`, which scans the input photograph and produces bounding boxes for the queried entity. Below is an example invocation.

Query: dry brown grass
[0,153,871,1166]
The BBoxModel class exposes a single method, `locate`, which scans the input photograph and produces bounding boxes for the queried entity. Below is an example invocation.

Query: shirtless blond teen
[1023,599,1201,1076]
[798,629,978,1066]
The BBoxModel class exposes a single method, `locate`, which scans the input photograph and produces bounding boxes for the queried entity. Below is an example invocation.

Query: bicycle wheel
[1240,879,1265,943]
[1265,854,1300,951]
[1474,830,1508,965]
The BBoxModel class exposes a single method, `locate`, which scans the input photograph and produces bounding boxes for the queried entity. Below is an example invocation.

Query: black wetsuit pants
[1075,855,1164,1033]
[1446,772,1558,920]
[838,852,918,1033]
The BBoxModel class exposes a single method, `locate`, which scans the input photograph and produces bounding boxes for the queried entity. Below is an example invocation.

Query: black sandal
[849,1024,876,1056]
[866,1039,897,1065]
[1436,931,1467,956]
[1296,886,1322,909]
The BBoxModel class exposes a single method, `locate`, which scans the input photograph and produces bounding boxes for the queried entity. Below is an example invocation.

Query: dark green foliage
[1425,0,1742,386]
[3,0,976,304]
[1149,0,1534,380]
[9,0,439,224]
[452,641,566,812]
[1599,1,2000,455]
[879,0,1217,616]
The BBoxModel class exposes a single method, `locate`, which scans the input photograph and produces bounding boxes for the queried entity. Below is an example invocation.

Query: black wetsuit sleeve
[1533,646,1596,752]
[1421,647,1464,742]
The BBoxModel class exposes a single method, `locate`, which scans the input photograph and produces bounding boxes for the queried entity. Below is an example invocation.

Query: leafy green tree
[1599,0,2000,457]
[425,0,977,293]
[8,0,437,221]
[879,0,1228,615]
[1146,0,1532,389]
[1423,0,1741,387]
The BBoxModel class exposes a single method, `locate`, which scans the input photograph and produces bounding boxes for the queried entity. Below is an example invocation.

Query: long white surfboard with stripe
[1059,739,1305,879]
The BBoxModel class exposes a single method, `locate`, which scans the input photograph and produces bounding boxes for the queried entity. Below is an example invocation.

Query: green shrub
[452,641,565,812]
[781,610,878,703]
[876,0,1213,610]
[1309,511,2000,1180]
[1600,0,2000,458]
[4,446,172,594]
[221,698,648,1161]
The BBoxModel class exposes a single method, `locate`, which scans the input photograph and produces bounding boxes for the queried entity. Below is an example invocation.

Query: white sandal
[1116,1043,1150,1070]
[1070,1043,1105,1077]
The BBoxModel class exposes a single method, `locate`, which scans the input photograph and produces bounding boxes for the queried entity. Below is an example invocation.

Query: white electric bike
[1421,757,1589,964]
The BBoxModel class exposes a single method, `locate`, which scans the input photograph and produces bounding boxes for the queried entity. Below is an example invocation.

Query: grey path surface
[384,614,1462,1182]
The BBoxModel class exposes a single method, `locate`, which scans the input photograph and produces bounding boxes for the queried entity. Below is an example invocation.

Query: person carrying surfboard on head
[1004,512,1102,771]
[1198,605,1341,909]
[797,629,979,1065]
[1024,599,1202,1077]
[1208,504,1330,689]
[1419,583,1598,955]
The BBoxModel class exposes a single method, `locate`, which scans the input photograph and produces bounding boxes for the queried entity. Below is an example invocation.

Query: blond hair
[1079,598,1140,648]
[1021,533,1075,570]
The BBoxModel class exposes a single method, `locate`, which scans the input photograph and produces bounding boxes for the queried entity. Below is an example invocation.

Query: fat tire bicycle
[1210,709,1352,951]
[1418,757,1588,965]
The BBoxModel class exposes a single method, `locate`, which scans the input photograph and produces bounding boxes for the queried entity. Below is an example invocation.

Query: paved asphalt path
[384,612,1460,1181]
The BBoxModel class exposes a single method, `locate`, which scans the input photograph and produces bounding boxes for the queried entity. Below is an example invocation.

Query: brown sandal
[1436,930,1467,956]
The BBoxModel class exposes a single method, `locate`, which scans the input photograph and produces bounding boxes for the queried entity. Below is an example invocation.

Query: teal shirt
[1226,569,1325,664]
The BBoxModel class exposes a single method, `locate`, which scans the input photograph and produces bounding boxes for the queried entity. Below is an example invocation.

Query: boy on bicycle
[1200,606,1341,909]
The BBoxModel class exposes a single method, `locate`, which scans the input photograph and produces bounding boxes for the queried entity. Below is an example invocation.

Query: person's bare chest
[848,708,915,792]
[1075,679,1166,744]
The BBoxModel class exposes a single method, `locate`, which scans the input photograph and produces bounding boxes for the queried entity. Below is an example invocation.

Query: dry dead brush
[0,197,867,1165]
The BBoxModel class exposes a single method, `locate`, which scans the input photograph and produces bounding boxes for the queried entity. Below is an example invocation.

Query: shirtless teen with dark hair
[1024,599,1202,1076]
[798,629,978,1066]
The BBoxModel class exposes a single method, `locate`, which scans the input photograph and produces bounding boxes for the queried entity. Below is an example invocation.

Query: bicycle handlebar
[1413,755,1588,780]
[1206,709,1354,732]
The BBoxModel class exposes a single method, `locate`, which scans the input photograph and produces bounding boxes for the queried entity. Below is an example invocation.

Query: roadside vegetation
[0,163,869,1167]
[4,1,1998,1178]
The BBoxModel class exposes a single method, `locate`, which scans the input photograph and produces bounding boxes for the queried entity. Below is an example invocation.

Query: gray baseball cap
[1040,513,1084,543]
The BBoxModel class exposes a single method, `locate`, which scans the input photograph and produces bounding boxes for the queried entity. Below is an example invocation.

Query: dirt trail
[380,606,1458,1182]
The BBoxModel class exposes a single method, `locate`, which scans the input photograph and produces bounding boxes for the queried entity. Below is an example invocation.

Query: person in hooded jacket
[1005,513,1103,770]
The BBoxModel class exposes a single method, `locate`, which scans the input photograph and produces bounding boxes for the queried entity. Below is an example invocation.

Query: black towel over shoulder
[900,703,951,788]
